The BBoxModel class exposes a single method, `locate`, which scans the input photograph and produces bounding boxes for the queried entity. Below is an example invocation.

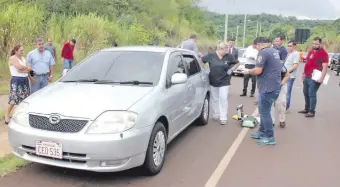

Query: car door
[182,52,206,121]
[164,52,191,137]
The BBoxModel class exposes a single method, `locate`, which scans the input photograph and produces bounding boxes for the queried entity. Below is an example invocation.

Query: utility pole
[259,22,262,36]
[224,14,228,41]
[242,14,247,48]
[235,25,239,46]
[256,21,259,37]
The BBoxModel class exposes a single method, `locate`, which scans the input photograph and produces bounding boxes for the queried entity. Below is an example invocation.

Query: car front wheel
[143,121,167,175]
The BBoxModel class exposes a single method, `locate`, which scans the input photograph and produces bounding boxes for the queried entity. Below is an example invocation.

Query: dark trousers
[242,64,256,94]
[303,77,321,114]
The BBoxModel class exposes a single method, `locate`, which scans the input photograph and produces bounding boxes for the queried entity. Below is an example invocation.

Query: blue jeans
[286,78,295,109]
[303,77,321,114]
[258,90,280,138]
[62,59,74,72]
[30,74,49,94]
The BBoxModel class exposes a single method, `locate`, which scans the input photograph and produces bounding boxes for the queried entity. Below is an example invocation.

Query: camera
[29,70,36,77]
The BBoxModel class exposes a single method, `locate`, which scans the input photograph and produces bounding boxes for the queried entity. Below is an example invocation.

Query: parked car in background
[232,48,246,76]
[328,53,335,68]
[8,46,210,175]
[330,53,340,75]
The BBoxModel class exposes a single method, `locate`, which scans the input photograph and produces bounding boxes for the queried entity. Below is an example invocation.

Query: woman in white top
[4,45,31,124]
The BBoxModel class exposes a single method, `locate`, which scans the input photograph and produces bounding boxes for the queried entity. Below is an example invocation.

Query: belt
[35,73,49,76]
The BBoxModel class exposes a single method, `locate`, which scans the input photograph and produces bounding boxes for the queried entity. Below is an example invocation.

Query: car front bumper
[8,121,153,172]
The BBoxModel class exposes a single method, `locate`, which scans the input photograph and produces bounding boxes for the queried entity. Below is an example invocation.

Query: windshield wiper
[94,80,153,85]
[61,79,99,83]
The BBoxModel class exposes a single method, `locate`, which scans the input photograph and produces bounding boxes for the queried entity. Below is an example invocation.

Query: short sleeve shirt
[202,52,236,87]
[181,39,198,52]
[304,48,328,77]
[273,45,288,61]
[27,49,55,75]
[256,47,282,93]
[284,51,299,78]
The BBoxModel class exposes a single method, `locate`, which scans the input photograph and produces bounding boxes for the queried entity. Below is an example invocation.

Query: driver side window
[166,53,187,88]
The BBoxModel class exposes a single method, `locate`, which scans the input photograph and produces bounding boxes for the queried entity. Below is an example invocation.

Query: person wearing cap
[243,37,282,145]
[61,39,76,73]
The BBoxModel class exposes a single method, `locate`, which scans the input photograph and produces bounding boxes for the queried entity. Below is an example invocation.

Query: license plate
[36,141,63,159]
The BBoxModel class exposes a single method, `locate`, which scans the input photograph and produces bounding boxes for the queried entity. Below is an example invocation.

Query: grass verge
[0,108,4,120]
[0,153,29,177]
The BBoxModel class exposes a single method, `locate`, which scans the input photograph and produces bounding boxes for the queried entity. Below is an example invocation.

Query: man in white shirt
[284,40,299,111]
[240,42,258,97]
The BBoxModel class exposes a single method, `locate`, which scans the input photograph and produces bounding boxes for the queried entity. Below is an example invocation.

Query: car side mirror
[62,69,70,77]
[171,73,188,85]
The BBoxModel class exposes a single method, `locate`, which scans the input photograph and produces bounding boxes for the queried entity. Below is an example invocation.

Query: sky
[199,0,340,20]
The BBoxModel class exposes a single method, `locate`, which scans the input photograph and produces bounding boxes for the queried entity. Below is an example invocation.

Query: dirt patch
[0,95,7,110]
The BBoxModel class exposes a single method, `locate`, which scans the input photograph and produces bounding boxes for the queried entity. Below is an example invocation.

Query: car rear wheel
[143,121,167,175]
[195,94,210,126]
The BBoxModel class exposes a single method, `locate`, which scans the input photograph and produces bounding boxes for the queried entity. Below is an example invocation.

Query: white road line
[204,109,259,187]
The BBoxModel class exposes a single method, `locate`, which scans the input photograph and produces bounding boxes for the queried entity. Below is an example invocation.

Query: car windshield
[60,51,165,86]
[238,49,246,58]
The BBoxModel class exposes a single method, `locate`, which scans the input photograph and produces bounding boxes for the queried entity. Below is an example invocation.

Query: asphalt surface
[1,64,339,187]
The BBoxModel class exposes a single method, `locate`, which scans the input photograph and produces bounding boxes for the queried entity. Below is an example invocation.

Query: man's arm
[248,51,267,75]
[317,52,329,83]
[61,43,67,61]
[26,52,35,83]
[288,53,299,73]
[234,48,239,61]
[48,53,56,81]
[53,46,57,61]
[282,71,290,85]
[280,47,288,61]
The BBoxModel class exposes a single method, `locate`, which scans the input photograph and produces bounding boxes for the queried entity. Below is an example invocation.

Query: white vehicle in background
[232,48,246,76]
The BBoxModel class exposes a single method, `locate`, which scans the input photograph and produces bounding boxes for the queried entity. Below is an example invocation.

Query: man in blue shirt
[273,35,288,61]
[244,37,282,145]
[27,38,55,93]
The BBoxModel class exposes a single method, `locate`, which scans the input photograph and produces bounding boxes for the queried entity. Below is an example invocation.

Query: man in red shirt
[298,37,328,117]
[61,39,76,72]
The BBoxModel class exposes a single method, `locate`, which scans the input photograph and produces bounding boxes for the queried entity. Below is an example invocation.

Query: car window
[60,51,165,85]
[182,54,200,76]
[238,49,246,57]
[166,52,186,87]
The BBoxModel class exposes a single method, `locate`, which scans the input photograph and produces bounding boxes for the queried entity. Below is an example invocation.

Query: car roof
[101,46,191,53]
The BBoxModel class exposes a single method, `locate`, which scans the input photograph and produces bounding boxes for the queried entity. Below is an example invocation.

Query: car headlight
[12,102,29,126]
[86,111,138,134]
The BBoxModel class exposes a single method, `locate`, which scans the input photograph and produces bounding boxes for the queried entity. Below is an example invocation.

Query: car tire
[143,121,167,176]
[195,94,210,126]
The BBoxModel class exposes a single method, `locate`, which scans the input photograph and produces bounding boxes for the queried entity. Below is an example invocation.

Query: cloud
[199,0,340,19]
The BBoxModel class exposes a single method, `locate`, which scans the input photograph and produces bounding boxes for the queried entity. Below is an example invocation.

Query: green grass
[0,108,3,120]
[0,153,29,177]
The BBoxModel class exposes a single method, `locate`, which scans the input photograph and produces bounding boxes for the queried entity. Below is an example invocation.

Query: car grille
[29,114,88,133]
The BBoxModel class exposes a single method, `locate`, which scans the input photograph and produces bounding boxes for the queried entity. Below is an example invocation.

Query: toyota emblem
[49,115,61,125]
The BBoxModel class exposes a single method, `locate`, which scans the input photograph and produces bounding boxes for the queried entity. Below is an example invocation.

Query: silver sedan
[8,46,210,175]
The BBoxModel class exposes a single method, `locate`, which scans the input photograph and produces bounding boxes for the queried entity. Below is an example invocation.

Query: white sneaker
[221,120,227,125]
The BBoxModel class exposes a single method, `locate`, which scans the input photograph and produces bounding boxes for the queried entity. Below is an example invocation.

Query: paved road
[1,65,339,187]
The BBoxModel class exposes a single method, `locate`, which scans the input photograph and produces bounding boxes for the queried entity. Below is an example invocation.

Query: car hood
[26,82,154,119]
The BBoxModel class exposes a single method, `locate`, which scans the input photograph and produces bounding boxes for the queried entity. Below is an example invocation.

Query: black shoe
[298,109,308,114]
[305,113,315,117]
[240,93,246,96]
[280,122,286,128]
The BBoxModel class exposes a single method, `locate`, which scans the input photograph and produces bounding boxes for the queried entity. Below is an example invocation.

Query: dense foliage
[209,13,340,52]
[0,0,217,60]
